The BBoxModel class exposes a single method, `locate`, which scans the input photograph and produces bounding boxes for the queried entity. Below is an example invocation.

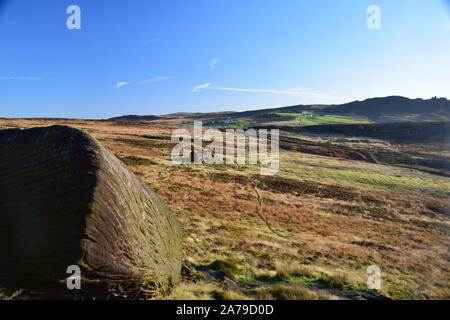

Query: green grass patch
[281,161,450,194]
[325,168,450,193]
[275,113,366,125]
[241,267,384,299]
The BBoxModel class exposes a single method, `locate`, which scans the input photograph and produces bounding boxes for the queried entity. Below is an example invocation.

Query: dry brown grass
[1,118,449,300]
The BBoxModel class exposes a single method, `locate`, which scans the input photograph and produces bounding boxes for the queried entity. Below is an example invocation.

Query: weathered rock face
[0,125,182,298]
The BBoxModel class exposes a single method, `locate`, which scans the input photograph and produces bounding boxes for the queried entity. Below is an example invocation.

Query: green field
[276,112,368,126]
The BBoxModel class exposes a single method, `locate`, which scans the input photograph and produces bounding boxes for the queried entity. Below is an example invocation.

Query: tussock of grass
[253,285,330,300]
[119,155,158,166]
[170,281,218,300]
[322,273,351,290]
[290,265,318,279]
[211,289,247,300]
[208,259,240,280]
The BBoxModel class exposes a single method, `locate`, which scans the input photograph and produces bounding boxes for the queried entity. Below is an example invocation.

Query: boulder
[0,125,182,299]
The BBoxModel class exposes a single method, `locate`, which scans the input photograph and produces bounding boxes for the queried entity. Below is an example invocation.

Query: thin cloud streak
[0,76,44,80]
[192,82,212,92]
[193,83,349,100]
[136,76,176,86]
[115,76,176,89]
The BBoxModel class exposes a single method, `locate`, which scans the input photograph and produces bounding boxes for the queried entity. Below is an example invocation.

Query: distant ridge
[224,96,450,119]
[109,114,161,121]
[108,96,450,122]
[328,96,450,116]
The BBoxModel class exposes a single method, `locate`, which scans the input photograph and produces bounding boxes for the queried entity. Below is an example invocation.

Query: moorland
[1,96,449,300]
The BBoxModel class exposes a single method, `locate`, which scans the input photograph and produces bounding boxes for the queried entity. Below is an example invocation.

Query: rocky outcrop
[0,126,182,299]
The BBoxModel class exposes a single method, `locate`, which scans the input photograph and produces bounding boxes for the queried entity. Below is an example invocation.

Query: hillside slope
[109,96,450,123]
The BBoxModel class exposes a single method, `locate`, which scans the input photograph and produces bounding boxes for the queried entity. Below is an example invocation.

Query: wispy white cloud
[115,81,128,89]
[116,76,176,89]
[209,58,221,69]
[136,76,176,86]
[192,82,212,92]
[0,76,44,81]
[192,82,349,100]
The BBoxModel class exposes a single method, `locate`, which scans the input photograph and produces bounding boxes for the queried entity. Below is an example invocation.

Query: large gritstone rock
[0,126,182,299]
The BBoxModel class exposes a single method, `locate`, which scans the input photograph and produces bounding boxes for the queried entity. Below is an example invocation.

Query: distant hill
[327,96,450,117]
[108,96,450,123]
[109,115,161,121]
[226,96,450,121]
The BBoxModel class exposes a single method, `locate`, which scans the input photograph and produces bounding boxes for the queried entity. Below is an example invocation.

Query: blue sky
[1,0,449,118]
